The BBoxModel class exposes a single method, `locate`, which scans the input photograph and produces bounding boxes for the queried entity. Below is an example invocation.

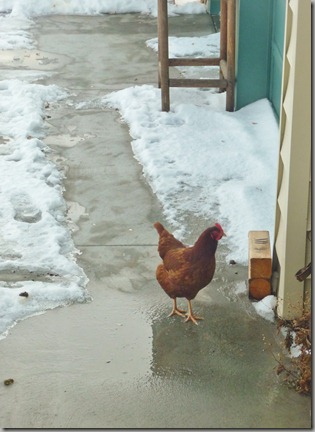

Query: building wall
[269,0,286,117]
[234,0,273,110]
[234,0,286,118]
[274,0,311,319]
[206,0,220,15]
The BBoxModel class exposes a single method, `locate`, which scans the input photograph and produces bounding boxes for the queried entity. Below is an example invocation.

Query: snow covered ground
[0,79,91,338]
[102,87,278,261]
[0,0,279,337]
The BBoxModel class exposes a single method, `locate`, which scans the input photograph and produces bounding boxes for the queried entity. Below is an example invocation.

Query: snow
[280,327,303,358]
[0,0,280,337]
[252,295,277,323]
[101,86,278,262]
[1,0,205,18]
[0,0,205,50]
[233,281,247,296]
[147,32,220,61]
[0,79,90,339]
[147,33,221,80]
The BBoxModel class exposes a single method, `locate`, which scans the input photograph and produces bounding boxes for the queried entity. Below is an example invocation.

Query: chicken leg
[184,300,204,325]
[168,298,186,317]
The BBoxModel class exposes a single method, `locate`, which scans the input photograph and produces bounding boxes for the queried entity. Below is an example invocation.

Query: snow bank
[101,85,279,263]
[93,31,279,263]
[1,0,205,18]
[0,0,206,50]
[0,280,87,339]
[0,79,90,338]
[147,33,221,59]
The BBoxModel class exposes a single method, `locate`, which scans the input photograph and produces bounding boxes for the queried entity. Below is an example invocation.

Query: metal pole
[158,0,170,111]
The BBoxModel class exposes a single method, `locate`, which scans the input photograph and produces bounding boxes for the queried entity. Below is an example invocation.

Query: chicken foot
[168,298,186,317]
[184,300,204,325]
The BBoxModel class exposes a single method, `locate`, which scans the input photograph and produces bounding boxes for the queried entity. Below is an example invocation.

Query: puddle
[44,133,84,148]
[44,131,97,148]
[66,200,89,232]
[0,49,70,71]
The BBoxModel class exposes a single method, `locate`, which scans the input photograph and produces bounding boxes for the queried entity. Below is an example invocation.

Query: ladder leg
[158,0,170,111]
[219,0,227,93]
[226,0,235,111]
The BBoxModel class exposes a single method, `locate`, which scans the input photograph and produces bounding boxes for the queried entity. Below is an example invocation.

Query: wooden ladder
[157,0,236,112]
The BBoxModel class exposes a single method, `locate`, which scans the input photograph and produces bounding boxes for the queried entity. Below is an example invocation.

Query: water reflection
[145,298,311,428]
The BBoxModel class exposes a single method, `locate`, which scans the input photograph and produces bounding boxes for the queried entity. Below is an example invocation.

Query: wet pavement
[0,12,312,428]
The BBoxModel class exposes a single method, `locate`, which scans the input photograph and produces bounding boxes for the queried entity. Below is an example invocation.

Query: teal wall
[269,0,286,117]
[235,0,273,112]
[206,0,286,117]
[207,0,220,15]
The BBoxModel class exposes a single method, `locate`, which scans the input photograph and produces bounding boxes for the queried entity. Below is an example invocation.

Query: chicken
[154,221,226,325]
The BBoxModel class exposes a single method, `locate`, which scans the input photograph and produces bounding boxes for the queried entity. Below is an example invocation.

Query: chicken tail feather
[154,222,165,235]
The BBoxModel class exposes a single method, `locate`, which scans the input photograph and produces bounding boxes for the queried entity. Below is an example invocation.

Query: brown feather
[153,222,186,259]
[154,223,222,301]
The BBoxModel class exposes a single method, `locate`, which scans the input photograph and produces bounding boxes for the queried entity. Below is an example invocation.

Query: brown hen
[154,222,225,324]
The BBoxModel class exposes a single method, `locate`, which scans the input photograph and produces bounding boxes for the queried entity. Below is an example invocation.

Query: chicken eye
[212,229,224,240]
[211,230,219,240]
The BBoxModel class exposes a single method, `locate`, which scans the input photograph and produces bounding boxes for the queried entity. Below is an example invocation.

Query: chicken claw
[184,300,204,325]
[168,298,186,318]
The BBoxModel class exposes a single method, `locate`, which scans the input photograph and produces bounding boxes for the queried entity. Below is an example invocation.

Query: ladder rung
[169,58,221,67]
[169,78,227,89]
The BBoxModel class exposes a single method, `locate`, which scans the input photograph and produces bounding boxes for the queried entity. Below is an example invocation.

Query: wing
[159,248,216,298]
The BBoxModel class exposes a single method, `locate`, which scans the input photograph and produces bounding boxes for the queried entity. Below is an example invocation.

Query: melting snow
[0,0,279,336]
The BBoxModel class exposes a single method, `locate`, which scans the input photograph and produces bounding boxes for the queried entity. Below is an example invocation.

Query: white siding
[274,0,311,319]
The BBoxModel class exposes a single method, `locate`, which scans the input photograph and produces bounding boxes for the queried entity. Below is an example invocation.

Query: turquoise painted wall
[269,0,286,117]
[235,0,286,117]
[207,0,220,15]
[235,0,273,111]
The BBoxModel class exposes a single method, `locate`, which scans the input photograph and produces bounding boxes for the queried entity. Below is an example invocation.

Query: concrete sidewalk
[0,13,311,428]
